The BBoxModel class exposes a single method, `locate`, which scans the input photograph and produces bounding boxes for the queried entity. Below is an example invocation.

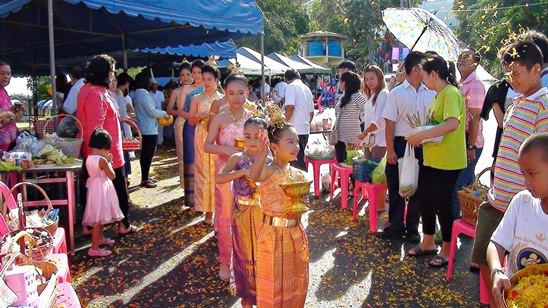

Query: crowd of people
[0,26,546,306]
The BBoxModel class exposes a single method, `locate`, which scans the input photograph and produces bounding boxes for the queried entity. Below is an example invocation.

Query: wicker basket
[2,182,58,236]
[121,118,142,151]
[458,167,493,226]
[43,114,84,158]
[1,230,54,262]
[32,118,54,139]
[0,252,58,307]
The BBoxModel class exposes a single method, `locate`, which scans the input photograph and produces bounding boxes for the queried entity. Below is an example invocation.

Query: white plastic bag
[398,143,419,198]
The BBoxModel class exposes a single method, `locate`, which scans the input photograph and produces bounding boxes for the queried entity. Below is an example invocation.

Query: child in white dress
[82,128,124,257]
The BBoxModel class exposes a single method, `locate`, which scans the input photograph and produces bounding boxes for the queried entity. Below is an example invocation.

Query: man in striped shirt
[472,41,548,304]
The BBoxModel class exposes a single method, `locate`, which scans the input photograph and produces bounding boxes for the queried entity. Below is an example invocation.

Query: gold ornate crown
[181,57,190,64]
[264,102,289,129]
[205,55,218,68]
[227,62,244,75]
[250,104,266,119]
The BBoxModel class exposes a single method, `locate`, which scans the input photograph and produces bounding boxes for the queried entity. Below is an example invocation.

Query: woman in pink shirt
[76,54,137,235]
[0,61,23,151]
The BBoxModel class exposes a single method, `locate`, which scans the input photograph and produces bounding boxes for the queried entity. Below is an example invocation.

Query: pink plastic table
[0,162,81,254]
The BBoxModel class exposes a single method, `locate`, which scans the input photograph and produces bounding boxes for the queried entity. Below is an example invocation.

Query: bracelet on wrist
[490,268,505,280]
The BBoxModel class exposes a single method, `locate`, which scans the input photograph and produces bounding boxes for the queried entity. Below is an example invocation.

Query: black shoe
[375,227,405,240]
[405,232,421,243]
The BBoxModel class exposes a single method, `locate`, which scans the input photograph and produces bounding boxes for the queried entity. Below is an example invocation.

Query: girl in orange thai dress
[205,74,253,279]
[250,112,309,307]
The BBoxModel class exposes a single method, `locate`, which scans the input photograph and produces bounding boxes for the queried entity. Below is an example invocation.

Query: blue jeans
[451,147,483,219]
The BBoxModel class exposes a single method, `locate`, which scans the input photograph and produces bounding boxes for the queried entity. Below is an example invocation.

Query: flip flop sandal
[429,255,449,268]
[98,238,115,246]
[119,224,139,236]
[407,245,438,257]
[88,248,112,257]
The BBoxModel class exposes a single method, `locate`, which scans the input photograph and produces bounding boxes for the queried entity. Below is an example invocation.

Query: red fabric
[76,83,124,169]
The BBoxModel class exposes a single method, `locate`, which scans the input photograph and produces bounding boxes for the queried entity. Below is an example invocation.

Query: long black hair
[340,71,361,108]
[422,55,459,87]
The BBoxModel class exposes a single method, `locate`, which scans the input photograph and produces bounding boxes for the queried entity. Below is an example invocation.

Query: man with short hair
[150,80,165,145]
[62,64,85,114]
[452,47,486,219]
[283,68,314,171]
[380,51,435,241]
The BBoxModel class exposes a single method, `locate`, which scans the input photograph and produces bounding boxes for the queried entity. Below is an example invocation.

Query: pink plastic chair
[305,157,337,197]
[446,219,489,305]
[330,163,353,209]
[352,181,388,232]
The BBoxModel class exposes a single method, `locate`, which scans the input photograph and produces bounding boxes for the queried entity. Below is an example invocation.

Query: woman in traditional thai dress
[188,64,223,223]
[177,60,205,210]
[205,74,253,280]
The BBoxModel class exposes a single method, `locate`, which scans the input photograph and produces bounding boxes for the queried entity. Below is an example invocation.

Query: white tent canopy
[237,47,289,75]
[268,52,317,74]
[289,54,332,74]
[218,47,289,76]
[218,52,270,76]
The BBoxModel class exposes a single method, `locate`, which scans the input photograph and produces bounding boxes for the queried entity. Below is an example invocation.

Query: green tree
[236,0,310,55]
[309,0,422,68]
[453,0,547,77]
[26,76,51,101]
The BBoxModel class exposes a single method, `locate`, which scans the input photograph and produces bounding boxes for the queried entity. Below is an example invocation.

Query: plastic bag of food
[398,144,419,198]
[372,155,387,185]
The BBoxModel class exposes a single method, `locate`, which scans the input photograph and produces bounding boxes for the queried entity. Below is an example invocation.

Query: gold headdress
[205,55,219,68]
[250,104,266,119]
[227,62,244,75]
[181,57,190,65]
[264,102,290,130]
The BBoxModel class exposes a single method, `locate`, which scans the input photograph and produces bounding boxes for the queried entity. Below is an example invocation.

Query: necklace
[204,90,217,102]
[228,108,244,125]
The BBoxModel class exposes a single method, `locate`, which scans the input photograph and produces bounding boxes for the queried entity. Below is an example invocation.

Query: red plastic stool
[329,163,353,209]
[53,227,67,254]
[305,157,337,197]
[48,253,71,283]
[352,181,388,232]
[446,219,489,305]
[56,282,81,307]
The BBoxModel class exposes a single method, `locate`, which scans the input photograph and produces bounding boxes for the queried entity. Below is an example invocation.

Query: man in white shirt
[62,65,85,115]
[381,51,436,242]
[150,80,165,145]
[283,69,314,171]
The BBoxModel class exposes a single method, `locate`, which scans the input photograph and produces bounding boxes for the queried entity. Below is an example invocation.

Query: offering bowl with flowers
[280,180,312,214]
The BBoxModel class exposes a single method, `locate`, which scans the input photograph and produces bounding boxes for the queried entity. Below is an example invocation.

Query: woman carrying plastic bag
[406,56,466,268]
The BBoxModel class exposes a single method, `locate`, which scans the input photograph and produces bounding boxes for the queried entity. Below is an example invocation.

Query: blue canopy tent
[0,0,262,74]
[0,0,264,112]
[137,40,237,60]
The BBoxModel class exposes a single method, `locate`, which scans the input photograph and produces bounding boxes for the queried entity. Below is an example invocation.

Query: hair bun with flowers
[228,62,244,76]
[205,55,219,68]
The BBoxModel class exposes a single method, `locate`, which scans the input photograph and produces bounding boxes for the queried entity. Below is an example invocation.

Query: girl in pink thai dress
[204,74,255,280]
[82,128,124,257]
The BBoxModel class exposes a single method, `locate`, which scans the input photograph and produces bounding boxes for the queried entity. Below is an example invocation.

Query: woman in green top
[407,55,466,267]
